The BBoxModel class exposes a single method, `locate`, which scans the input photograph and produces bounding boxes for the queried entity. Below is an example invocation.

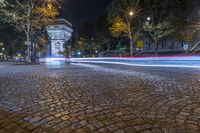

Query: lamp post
[146,17,151,25]
[129,11,134,56]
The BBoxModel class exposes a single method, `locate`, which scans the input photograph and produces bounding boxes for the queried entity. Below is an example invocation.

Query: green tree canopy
[0,0,59,62]
[107,0,140,24]
[94,15,111,51]
[108,0,190,31]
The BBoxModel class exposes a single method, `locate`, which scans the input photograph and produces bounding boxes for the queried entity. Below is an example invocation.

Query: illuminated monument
[47,19,73,57]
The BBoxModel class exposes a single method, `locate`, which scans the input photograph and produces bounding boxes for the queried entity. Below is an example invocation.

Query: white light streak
[71,60,200,68]
[39,56,200,69]
[70,56,200,69]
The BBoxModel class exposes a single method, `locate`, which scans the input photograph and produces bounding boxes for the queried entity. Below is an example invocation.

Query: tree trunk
[89,43,92,57]
[155,41,159,56]
[107,43,110,51]
[130,37,133,56]
[26,2,32,63]
[12,41,15,59]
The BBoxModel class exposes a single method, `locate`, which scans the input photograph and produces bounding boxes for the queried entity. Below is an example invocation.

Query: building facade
[47,19,73,57]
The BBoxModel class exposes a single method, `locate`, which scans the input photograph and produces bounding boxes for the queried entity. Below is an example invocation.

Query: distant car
[15,57,26,62]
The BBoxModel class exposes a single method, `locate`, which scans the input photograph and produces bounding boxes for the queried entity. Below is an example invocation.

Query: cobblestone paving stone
[1,63,200,132]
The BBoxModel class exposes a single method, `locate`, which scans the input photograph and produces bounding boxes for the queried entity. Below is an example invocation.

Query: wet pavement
[0,63,200,133]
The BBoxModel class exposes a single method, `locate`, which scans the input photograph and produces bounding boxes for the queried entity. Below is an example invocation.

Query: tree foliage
[1,1,59,34]
[75,16,111,56]
[0,0,6,7]
[143,21,174,54]
[0,24,26,56]
[107,0,140,24]
[178,32,193,43]
[143,21,174,42]
[0,0,59,61]
[141,0,189,33]
[73,23,93,56]
[74,15,113,56]
[94,15,111,51]
[107,0,190,55]
[37,32,49,52]
[36,3,59,23]
[108,0,142,56]
[110,16,129,37]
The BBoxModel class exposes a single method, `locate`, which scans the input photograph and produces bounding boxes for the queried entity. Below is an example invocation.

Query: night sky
[60,0,113,28]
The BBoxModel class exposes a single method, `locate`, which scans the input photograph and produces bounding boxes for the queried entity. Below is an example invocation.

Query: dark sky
[60,0,113,28]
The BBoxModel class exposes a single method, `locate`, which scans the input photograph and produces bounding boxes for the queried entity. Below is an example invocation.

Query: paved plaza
[0,63,200,133]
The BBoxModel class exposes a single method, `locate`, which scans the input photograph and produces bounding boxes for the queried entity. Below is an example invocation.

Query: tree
[143,21,174,55]
[0,24,26,58]
[108,0,190,55]
[37,31,49,53]
[141,0,189,54]
[110,17,131,55]
[0,0,6,7]
[0,0,59,62]
[108,0,141,56]
[94,15,111,52]
[58,39,72,58]
[107,0,140,23]
[76,22,95,56]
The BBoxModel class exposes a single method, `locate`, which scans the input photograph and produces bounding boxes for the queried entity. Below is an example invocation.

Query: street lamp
[147,17,151,21]
[129,11,134,16]
[78,51,81,55]
[129,11,135,56]
[128,8,140,56]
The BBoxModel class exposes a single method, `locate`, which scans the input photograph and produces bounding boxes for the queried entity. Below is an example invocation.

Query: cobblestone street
[1,63,200,133]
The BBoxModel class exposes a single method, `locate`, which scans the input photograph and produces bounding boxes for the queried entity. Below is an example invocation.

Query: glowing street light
[129,11,134,16]
[128,10,136,57]
[78,51,81,55]
[147,17,151,21]
[128,7,140,18]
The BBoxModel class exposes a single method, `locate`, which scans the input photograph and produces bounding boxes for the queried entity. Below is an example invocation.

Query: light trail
[40,56,200,69]
[71,56,200,61]
[70,56,200,68]
[70,60,200,68]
